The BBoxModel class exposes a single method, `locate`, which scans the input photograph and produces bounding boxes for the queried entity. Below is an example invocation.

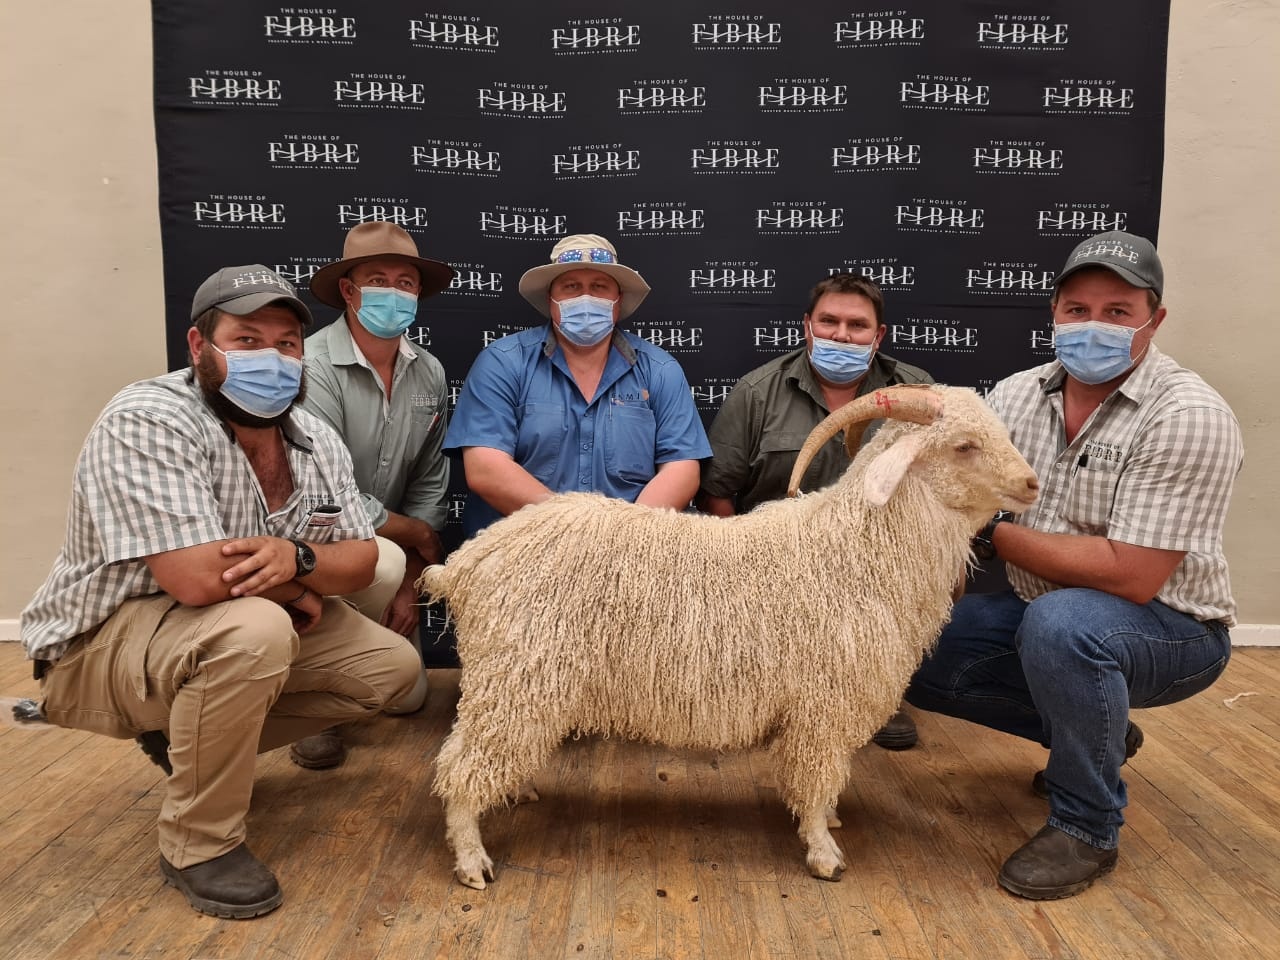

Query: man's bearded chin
[195,349,307,429]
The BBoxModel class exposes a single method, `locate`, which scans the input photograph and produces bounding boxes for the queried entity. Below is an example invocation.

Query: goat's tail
[415,563,450,602]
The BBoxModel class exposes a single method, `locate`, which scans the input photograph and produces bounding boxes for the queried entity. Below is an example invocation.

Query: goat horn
[786,385,943,497]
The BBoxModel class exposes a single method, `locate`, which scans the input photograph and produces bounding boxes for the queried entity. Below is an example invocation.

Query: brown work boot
[1032,720,1143,799]
[160,843,283,918]
[870,704,918,750]
[998,825,1117,899]
[136,730,173,776]
[289,727,345,769]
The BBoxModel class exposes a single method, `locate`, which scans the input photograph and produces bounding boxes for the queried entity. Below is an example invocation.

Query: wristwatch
[971,511,1015,562]
[290,539,317,578]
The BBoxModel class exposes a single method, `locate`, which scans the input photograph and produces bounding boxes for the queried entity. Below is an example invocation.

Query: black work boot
[870,704,918,750]
[160,843,283,919]
[136,730,173,776]
[289,727,345,769]
[998,825,1118,899]
[1032,720,1143,799]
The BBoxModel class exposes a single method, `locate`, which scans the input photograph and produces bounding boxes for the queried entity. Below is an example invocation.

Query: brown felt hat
[309,221,456,308]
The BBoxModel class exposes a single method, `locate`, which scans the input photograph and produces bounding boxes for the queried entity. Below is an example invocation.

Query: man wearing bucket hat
[444,234,710,536]
[291,221,456,770]
[20,265,421,918]
[905,231,1243,899]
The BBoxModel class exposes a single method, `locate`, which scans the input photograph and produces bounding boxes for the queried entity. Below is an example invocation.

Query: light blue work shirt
[444,324,711,536]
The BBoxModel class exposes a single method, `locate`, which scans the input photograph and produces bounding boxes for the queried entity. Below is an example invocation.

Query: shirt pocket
[515,402,566,484]
[1060,458,1121,536]
[604,403,658,484]
[759,433,841,495]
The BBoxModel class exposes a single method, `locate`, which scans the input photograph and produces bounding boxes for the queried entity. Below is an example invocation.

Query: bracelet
[285,585,309,606]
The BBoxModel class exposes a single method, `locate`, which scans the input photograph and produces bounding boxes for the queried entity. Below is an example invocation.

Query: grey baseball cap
[190,264,313,326]
[1055,231,1163,300]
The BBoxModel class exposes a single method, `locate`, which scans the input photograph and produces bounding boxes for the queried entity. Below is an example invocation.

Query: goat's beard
[194,349,307,430]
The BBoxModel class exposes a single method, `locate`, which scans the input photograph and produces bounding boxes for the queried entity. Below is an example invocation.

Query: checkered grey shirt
[988,345,1243,625]
[21,370,374,662]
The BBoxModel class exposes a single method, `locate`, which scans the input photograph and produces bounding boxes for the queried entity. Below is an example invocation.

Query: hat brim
[216,290,314,327]
[309,253,456,308]
[1055,262,1160,298]
[518,262,651,320]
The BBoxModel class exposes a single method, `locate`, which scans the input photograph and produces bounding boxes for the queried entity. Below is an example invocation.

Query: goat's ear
[863,431,928,506]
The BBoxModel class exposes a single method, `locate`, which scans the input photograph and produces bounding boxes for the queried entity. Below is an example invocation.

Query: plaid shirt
[21,370,374,662]
[988,345,1243,625]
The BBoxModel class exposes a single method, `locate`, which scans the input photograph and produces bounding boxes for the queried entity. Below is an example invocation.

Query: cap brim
[309,254,456,308]
[218,290,314,326]
[518,262,651,320]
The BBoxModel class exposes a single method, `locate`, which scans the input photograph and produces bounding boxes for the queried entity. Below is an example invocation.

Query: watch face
[294,540,316,574]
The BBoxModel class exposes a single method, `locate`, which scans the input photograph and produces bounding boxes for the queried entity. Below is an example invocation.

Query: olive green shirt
[700,348,934,514]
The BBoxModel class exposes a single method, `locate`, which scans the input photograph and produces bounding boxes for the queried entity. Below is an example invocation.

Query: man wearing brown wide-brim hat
[293,221,457,770]
[443,233,711,538]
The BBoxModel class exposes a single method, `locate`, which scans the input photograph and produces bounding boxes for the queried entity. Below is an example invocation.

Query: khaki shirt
[701,349,933,514]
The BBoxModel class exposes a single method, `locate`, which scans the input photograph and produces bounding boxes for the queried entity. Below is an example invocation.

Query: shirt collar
[328,316,416,366]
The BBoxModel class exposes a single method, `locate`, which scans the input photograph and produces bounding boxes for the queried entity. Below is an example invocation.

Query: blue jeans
[906,589,1231,849]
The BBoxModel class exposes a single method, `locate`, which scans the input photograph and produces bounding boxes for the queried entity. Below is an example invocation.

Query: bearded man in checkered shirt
[20,266,421,919]
[906,231,1243,901]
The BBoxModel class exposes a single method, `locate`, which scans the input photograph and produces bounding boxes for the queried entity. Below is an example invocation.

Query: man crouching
[19,265,421,918]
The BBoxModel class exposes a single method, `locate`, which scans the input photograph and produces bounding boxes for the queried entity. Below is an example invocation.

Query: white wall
[1,2,1277,635]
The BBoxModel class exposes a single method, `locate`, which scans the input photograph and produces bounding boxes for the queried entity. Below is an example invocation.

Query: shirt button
[582,443,590,450]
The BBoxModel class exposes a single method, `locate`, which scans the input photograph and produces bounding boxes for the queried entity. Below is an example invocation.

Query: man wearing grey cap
[906,232,1244,899]
[19,265,420,919]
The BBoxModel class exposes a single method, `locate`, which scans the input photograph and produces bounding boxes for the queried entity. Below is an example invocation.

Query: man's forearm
[636,460,701,511]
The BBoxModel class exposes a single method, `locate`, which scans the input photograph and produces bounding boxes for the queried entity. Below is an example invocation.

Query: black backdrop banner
[153,0,1168,554]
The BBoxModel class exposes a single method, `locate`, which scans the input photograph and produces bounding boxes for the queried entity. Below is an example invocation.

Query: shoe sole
[870,733,918,751]
[288,750,344,770]
[160,858,284,919]
[997,857,1117,900]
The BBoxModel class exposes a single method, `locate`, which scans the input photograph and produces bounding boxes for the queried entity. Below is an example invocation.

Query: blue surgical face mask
[808,335,874,385]
[355,286,418,339]
[554,294,616,347]
[1053,316,1153,385]
[211,345,302,418]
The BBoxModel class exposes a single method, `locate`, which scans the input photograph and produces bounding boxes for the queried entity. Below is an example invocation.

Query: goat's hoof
[508,781,540,805]
[455,854,494,890]
[806,837,848,881]
[811,863,845,883]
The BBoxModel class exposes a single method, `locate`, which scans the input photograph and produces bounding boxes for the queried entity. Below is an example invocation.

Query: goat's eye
[955,441,979,454]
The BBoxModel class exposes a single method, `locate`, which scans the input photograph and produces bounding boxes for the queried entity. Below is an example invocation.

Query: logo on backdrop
[828,259,918,290]
[895,198,984,234]
[553,143,641,180]
[264,12,356,44]
[443,262,504,298]
[833,137,921,172]
[751,318,803,351]
[691,377,738,412]
[691,140,780,174]
[617,79,707,115]
[478,82,567,117]
[973,140,1064,175]
[888,316,980,353]
[404,326,433,348]
[410,13,499,50]
[188,70,281,105]
[273,258,331,288]
[691,15,782,49]
[1029,322,1056,356]
[479,205,568,239]
[552,19,641,54]
[334,74,425,109]
[689,261,778,295]
[900,75,990,112]
[412,139,501,177]
[1043,79,1135,115]
[1035,203,1128,235]
[444,492,468,527]
[193,194,286,229]
[617,202,705,236]
[834,15,925,47]
[267,134,359,170]
[336,197,429,230]
[976,14,1069,49]
[756,201,844,235]
[632,321,705,355]
[476,323,528,348]
[965,261,1056,296]
[758,78,847,112]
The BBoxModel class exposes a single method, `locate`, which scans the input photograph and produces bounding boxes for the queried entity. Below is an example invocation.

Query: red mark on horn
[874,391,896,413]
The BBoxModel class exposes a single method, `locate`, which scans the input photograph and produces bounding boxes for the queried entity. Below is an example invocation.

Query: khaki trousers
[40,592,419,868]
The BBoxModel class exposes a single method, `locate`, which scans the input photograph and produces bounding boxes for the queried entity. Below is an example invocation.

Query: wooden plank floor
[1,642,1277,960]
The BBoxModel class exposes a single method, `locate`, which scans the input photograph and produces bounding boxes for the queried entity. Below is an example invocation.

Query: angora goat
[420,384,1038,888]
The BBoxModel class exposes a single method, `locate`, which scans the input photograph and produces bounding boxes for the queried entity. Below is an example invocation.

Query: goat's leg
[443,794,494,890]
[773,734,850,881]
